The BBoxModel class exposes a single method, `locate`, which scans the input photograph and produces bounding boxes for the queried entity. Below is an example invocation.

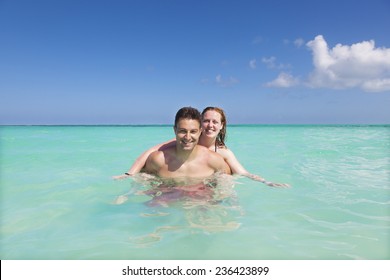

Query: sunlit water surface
[1,125,389,259]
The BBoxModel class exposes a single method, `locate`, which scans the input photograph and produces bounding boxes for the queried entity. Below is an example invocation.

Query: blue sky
[1,0,390,124]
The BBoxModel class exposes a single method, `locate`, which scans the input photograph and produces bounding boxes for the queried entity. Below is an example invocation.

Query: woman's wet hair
[201,106,227,148]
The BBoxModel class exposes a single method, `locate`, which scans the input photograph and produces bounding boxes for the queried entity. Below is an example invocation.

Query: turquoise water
[0,125,389,260]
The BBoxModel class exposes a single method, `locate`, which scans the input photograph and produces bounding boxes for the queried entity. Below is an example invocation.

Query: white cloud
[263,35,390,92]
[252,36,263,45]
[283,38,305,47]
[200,78,210,85]
[249,59,257,69]
[262,56,277,68]
[265,72,299,88]
[294,38,305,48]
[215,74,239,87]
[262,56,291,70]
[306,35,390,92]
[362,79,390,92]
[220,60,230,66]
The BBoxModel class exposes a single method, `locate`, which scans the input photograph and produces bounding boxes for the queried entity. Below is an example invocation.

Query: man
[144,107,231,179]
[113,107,231,205]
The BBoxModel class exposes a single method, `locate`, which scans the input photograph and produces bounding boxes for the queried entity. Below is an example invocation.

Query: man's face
[174,118,202,151]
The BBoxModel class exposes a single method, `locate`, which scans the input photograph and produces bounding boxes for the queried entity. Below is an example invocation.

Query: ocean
[0,125,389,260]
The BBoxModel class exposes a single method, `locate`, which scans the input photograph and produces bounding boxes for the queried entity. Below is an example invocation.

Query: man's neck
[175,144,198,162]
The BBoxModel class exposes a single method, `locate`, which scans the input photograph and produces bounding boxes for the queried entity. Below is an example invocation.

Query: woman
[114,107,289,187]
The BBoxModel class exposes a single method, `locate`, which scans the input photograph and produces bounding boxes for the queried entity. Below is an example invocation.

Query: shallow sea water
[0,125,389,259]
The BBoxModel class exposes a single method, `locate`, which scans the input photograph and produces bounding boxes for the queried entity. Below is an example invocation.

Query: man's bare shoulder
[200,147,231,174]
[148,149,163,160]
[145,148,170,171]
[148,146,174,161]
[193,145,221,157]
[197,146,226,165]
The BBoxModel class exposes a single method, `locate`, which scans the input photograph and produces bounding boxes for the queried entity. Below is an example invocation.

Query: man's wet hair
[174,107,202,128]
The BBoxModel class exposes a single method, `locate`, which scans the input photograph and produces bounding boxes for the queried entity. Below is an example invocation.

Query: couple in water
[114,106,289,188]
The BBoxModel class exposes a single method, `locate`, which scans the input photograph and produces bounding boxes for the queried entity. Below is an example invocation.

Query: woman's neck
[198,134,216,151]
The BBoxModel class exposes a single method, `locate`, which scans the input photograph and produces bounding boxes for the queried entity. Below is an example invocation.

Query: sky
[1,0,390,125]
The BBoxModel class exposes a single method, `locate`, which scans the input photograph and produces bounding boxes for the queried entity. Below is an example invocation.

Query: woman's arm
[113,139,175,179]
[220,148,290,188]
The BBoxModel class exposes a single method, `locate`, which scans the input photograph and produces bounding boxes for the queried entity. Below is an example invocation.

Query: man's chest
[158,160,214,178]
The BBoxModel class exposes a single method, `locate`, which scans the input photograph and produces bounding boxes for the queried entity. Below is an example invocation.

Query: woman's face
[201,110,223,139]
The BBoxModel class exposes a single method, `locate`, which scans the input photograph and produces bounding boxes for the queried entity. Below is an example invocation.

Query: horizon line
[1,123,389,127]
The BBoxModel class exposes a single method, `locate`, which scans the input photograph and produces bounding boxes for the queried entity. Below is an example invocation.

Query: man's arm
[209,152,232,174]
[144,150,165,175]
[113,139,175,179]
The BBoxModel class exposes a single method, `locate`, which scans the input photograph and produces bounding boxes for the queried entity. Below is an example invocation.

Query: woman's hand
[112,173,132,180]
[244,173,290,188]
[263,181,290,188]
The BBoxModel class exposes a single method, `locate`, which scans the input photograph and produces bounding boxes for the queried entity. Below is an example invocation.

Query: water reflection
[115,173,243,246]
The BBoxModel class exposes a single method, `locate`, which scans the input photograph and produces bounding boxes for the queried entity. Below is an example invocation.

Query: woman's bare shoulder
[217,147,237,161]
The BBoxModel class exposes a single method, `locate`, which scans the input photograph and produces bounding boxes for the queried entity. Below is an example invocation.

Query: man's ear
[173,126,177,133]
